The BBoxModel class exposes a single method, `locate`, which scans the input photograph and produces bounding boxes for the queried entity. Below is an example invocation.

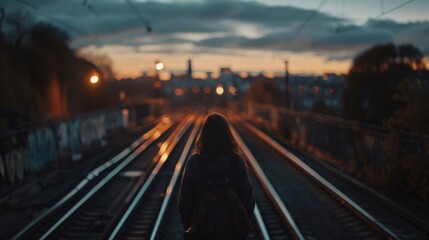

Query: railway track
[12,113,192,240]
[154,118,306,240]
[231,126,303,240]
[13,109,427,240]
[244,119,429,239]
[106,111,304,240]
[231,112,429,240]
[107,115,202,239]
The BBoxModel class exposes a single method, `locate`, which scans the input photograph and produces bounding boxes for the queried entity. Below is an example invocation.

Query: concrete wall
[0,109,128,185]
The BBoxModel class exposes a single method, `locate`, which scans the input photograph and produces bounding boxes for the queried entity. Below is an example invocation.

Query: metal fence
[235,104,429,168]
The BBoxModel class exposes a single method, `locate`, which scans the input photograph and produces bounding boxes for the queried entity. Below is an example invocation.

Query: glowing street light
[204,86,211,94]
[155,61,164,71]
[229,86,237,95]
[216,86,224,95]
[90,75,99,84]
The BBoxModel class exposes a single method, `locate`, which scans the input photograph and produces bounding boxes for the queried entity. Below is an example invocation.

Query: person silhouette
[178,112,255,240]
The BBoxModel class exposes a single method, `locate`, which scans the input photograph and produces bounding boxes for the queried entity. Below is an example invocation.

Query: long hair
[194,112,240,158]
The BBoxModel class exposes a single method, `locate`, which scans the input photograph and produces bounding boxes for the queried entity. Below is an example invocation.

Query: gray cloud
[5,0,429,59]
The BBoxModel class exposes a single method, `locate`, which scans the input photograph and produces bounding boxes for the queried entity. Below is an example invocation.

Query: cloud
[6,0,429,60]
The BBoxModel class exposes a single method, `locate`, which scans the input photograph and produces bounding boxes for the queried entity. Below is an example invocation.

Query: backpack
[184,155,251,240]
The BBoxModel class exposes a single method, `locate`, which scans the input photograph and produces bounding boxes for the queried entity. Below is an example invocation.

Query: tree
[381,78,429,203]
[5,10,33,46]
[77,50,116,81]
[343,43,426,125]
[0,7,5,43]
[0,7,108,128]
[384,77,429,134]
[28,23,75,85]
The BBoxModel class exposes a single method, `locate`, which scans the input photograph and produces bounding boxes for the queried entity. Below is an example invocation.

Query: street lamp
[284,60,290,108]
[216,86,224,95]
[154,61,164,105]
[90,74,99,85]
[88,73,100,110]
[155,61,164,71]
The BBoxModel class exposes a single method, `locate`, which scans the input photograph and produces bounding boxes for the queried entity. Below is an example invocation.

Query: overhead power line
[122,0,152,32]
[294,0,329,37]
[14,0,87,36]
[360,0,415,28]
[338,0,416,34]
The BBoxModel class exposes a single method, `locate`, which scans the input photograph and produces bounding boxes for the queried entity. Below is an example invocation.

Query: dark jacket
[178,153,255,230]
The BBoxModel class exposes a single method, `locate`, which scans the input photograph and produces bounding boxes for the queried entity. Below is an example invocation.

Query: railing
[233,103,429,168]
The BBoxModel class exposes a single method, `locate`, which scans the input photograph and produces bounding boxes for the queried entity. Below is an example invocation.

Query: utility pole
[284,60,290,108]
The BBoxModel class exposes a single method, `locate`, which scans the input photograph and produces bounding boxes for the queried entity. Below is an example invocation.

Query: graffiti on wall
[0,110,127,185]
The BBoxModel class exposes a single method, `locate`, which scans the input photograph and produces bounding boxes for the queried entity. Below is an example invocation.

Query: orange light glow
[239,72,249,78]
[175,88,184,96]
[90,75,99,84]
[192,72,207,79]
[119,90,126,101]
[78,46,351,79]
[204,86,211,94]
[121,109,129,116]
[162,117,171,124]
[154,81,161,88]
[159,72,171,81]
[192,86,200,93]
[313,85,319,93]
[229,86,237,95]
[211,72,220,79]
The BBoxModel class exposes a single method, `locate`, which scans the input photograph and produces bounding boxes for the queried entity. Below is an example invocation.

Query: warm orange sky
[81,44,352,78]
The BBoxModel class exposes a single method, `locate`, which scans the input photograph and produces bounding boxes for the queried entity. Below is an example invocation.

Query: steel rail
[37,116,183,240]
[11,115,179,240]
[108,115,195,239]
[149,115,202,240]
[231,126,305,240]
[17,114,181,240]
[243,121,399,240]
[281,134,429,235]
[253,204,271,240]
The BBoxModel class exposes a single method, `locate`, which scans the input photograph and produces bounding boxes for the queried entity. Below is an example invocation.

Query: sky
[5,0,429,78]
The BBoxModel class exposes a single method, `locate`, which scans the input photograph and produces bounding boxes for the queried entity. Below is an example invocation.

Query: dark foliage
[342,43,425,125]
[0,9,103,129]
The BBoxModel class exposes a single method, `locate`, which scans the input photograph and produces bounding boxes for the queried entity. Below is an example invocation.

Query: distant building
[163,59,348,113]
[287,73,346,114]
[187,59,192,78]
